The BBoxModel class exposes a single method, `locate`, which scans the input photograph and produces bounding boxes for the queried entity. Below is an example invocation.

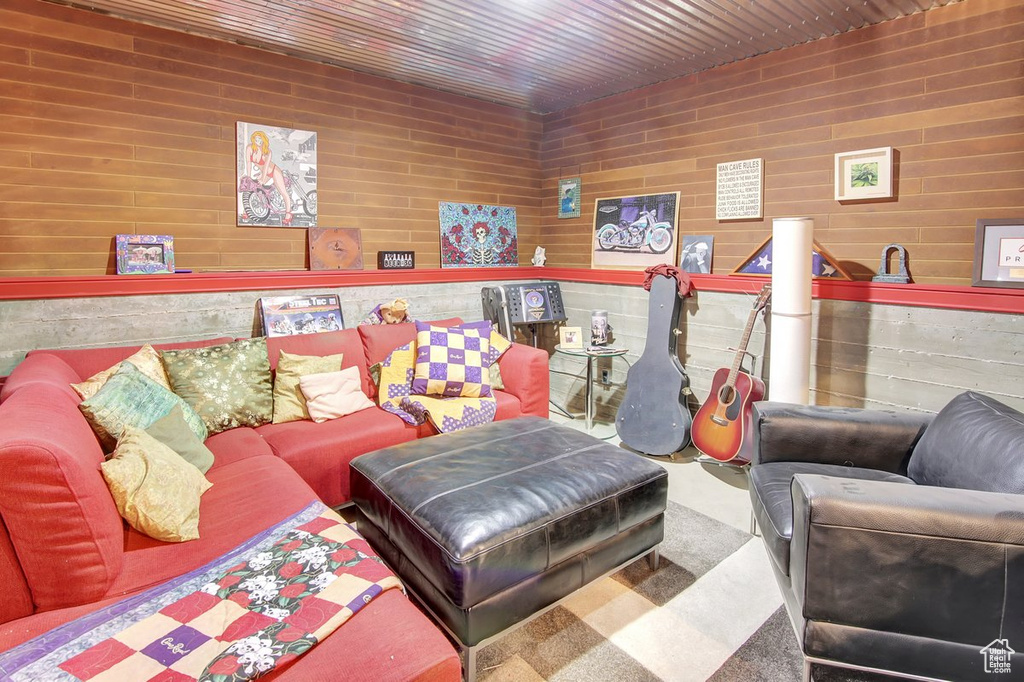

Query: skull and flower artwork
[439,202,519,268]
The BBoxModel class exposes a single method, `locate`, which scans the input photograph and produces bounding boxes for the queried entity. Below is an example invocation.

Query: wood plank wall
[1,0,1021,285]
[0,0,543,276]
[540,0,1024,285]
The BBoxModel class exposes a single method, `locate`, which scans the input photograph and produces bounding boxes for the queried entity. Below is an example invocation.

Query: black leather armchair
[748,391,1024,682]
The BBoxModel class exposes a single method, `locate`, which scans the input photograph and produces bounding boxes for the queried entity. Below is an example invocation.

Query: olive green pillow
[489,362,505,391]
[145,404,215,473]
[272,350,345,424]
[79,361,208,452]
[161,338,273,435]
[101,428,212,543]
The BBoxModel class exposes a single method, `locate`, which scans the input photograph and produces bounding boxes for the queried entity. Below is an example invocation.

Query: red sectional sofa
[0,319,550,680]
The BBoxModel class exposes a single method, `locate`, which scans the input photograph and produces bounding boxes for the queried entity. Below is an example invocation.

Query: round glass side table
[554,345,628,433]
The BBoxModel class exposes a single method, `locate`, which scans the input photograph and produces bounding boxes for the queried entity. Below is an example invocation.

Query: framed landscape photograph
[115,234,175,275]
[591,192,680,270]
[835,147,893,201]
[973,218,1024,289]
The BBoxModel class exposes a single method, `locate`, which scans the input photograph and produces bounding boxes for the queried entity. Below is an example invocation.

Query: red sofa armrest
[496,343,549,418]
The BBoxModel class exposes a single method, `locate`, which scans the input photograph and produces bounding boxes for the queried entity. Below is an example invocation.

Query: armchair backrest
[908,391,1024,493]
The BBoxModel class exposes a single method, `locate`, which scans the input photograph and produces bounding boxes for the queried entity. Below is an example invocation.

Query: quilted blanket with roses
[0,502,401,682]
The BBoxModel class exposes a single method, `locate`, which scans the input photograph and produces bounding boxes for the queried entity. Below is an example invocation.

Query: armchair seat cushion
[750,462,913,576]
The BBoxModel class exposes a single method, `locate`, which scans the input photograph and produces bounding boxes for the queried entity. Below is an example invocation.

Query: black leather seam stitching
[408,442,609,516]
[374,419,556,487]
[362,473,664,565]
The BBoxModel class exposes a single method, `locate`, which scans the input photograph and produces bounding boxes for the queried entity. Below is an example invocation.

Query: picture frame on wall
[557,177,581,219]
[236,121,318,228]
[439,202,519,268]
[115,234,175,275]
[679,235,714,274]
[973,218,1024,289]
[834,146,893,201]
[591,192,680,270]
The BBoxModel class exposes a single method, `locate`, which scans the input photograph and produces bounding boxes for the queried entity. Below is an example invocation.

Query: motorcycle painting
[591,192,681,270]
[236,121,318,228]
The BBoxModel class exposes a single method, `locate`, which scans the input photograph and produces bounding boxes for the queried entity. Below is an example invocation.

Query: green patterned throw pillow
[79,361,208,452]
[160,338,273,435]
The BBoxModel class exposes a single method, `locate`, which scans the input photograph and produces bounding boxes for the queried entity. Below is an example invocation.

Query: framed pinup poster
[591,192,680,270]
[236,121,318,228]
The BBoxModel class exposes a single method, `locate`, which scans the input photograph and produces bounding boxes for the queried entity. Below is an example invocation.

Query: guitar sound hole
[718,385,736,405]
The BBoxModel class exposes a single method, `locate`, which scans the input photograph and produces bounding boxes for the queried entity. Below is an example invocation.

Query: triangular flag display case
[731,236,853,280]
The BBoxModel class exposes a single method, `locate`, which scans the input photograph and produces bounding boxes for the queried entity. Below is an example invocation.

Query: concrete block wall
[0,281,501,376]
[2,279,1020,419]
[546,281,1023,420]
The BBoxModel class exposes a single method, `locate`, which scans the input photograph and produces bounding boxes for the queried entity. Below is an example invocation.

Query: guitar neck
[724,303,761,388]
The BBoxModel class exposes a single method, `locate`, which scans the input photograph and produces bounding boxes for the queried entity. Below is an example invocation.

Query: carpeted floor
[473,500,900,682]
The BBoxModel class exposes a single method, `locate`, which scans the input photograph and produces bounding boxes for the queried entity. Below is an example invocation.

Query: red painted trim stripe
[0,269,1020,314]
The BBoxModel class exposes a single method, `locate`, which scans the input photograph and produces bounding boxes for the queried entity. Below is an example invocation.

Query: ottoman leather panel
[351,417,668,611]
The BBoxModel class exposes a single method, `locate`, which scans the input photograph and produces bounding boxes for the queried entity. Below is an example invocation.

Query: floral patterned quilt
[0,502,401,682]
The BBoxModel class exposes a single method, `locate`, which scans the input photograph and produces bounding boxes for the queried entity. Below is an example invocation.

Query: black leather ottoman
[350,416,668,681]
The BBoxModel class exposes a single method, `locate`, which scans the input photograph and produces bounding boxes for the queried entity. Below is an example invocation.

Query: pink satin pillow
[298,367,374,423]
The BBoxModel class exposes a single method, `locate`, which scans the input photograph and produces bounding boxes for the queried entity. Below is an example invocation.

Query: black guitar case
[615,273,692,455]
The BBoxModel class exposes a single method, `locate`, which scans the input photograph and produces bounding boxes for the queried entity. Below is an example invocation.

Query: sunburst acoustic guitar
[691,285,771,464]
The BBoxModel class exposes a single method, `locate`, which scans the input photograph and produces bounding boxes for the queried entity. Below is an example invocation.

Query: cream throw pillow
[299,367,374,423]
[101,428,212,542]
[272,351,345,423]
[72,344,172,401]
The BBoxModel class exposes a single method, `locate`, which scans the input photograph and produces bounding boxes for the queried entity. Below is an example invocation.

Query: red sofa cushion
[357,319,462,399]
[264,329,372,396]
[257,408,417,507]
[204,425,275,468]
[0,385,124,612]
[0,353,81,403]
[0,519,33,625]
[104,455,318,598]
[25,337,234,382]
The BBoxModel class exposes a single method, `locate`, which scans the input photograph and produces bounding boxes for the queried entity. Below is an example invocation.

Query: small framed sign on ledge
[377,250,415,270]
[973,218,1024,289]
[115,235,175,275]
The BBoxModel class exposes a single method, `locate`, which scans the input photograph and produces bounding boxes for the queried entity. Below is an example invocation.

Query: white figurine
[531,246,547,266]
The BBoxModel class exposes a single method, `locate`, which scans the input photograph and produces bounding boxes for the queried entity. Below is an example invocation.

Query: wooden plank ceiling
[50,0,960,113]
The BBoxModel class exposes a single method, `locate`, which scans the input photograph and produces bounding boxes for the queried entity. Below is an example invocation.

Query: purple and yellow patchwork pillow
[411,321,492,398]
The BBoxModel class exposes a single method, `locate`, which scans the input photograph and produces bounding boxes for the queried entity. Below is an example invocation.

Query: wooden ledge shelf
[0,268,1020,315]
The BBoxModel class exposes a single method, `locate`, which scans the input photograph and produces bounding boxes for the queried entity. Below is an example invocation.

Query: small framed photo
[115,234,175,274]
[973,218,1024,289]
[559,326,583,349]
[680,235,714,274]
[835,147,893,201]
[558,177,581,219]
